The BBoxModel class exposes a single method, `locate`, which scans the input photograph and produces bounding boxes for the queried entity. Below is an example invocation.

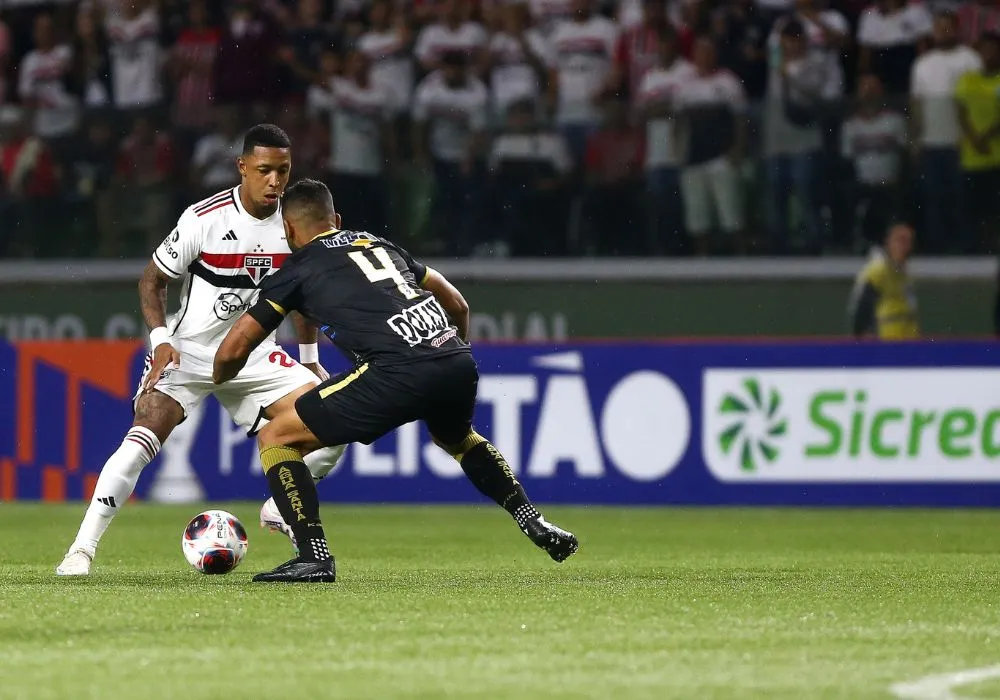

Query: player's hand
[142,343,180,394]
[303,362,330,383]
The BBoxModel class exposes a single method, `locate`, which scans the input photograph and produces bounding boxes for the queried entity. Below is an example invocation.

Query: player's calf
[55,425,165,575]
[444,431,580,562]
[255,443,335,583]
[259,444,347,553]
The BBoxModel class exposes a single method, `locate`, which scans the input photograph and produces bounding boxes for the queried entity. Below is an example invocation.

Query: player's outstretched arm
[139,261,181,394]
[291,312,329,381]
[214,312,272,384]
[421,268,470,341]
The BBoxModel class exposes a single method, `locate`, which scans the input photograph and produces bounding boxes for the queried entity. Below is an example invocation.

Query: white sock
[304,444,346,482]
[69,427,161,556]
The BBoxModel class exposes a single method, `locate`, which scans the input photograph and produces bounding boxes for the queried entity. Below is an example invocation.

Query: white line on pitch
[890,665,1000,699]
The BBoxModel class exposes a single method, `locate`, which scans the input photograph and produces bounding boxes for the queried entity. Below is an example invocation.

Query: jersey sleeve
[152,208,203,279]
[856,10,876,47]
[414,26,436,64]
[384,239,429,285]
[412,80,430,122]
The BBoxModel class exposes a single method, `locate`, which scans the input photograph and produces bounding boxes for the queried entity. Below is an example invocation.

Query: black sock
[261,446,330,562]
[459,440,537,522]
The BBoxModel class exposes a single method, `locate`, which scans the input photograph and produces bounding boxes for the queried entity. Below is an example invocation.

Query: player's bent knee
[257,409,322,453]
[133,391,184,443]
[435,430,486,460]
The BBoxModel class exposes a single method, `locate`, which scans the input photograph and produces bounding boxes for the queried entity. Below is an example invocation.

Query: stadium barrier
[2,338,1000,506]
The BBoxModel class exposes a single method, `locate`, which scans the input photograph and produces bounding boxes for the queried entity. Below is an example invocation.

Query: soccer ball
[181,510,248,575]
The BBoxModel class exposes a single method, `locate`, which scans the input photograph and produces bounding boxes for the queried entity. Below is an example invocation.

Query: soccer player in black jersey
[213,179,579,582]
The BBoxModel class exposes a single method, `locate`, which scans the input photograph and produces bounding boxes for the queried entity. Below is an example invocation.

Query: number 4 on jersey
[348,247,420,300]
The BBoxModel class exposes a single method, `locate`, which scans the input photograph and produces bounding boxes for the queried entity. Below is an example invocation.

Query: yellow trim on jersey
[318,363,370,399]
[420,266,432,286]
[308,228,341,243]
[267,299,287,316]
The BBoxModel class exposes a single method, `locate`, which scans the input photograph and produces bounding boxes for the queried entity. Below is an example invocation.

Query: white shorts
[133,340,319,434]
[680,156,745,235]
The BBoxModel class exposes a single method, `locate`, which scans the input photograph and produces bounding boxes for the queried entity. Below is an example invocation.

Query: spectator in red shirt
[958,0,1000,45]
[583,100,646,254]
[115,114,175,254]
[0,107,59,257]
[609,0,688,103]
[169,0,221,136]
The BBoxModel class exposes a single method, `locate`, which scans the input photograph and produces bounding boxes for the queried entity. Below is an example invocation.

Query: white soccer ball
[181,509,248,575]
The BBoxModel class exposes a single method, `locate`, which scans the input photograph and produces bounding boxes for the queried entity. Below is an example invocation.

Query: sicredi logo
[703,368,1000,482]
[716,378,788,472]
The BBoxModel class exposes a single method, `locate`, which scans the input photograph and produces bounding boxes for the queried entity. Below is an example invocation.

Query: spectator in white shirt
[841,73,908,247]
[764,19,829,254]
[484,2,550,121]
[635,29,695,253]
[414,0,488,74]
[18,13,78,139]
[105,0,163,110]
[190,106,243,199]
[910,11,981,251]
[488,99,573,255]
[308,48,393,235]
[675,36,748,256]
[413,51,489,254]
[357,0,415,117]
[857,0,933,95]
[768,0,850,100]
[547,0,620,164]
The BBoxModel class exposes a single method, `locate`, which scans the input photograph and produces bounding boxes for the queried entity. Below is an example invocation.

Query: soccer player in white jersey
[56,125,345,576]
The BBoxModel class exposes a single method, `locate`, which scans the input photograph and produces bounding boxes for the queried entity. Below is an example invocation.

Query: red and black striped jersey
[151,185,290,349]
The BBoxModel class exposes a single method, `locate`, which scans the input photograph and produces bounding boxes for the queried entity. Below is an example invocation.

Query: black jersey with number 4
[255,229,469,366]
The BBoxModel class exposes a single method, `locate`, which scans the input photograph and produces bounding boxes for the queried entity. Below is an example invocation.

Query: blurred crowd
[0,0,999,258]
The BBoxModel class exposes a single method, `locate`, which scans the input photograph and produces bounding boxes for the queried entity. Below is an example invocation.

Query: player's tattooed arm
[421,268,470,342]
[139,261,182,393]
[214,312,273,384]
[139,260,171,331]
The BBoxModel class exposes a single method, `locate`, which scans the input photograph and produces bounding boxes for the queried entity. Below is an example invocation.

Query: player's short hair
[283,178,336,222]
[242,124,291,156]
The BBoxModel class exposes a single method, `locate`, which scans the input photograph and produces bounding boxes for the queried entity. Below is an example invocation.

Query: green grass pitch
[2,504,999,699]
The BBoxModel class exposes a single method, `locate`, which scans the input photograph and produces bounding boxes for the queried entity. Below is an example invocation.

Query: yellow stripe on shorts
[318,363,370,399]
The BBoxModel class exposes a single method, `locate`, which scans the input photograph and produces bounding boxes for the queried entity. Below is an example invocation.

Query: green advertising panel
[2,277,992,340]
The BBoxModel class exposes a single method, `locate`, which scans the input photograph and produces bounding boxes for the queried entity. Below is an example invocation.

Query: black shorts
[294,351,478,448]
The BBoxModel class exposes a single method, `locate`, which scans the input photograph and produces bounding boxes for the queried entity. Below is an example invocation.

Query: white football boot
[55,549,94,576]
[260,498,297,552]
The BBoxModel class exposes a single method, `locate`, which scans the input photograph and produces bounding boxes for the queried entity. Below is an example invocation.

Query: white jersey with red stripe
[152,185,291,350]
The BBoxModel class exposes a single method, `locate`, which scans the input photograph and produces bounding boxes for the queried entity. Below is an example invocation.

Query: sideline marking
[891,665,1000,699]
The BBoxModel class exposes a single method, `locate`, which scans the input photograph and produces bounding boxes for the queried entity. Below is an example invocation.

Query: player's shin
[70,427,162,555]
[452,432,579,562]
[454,434,534,517]
[260,445,331,562]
